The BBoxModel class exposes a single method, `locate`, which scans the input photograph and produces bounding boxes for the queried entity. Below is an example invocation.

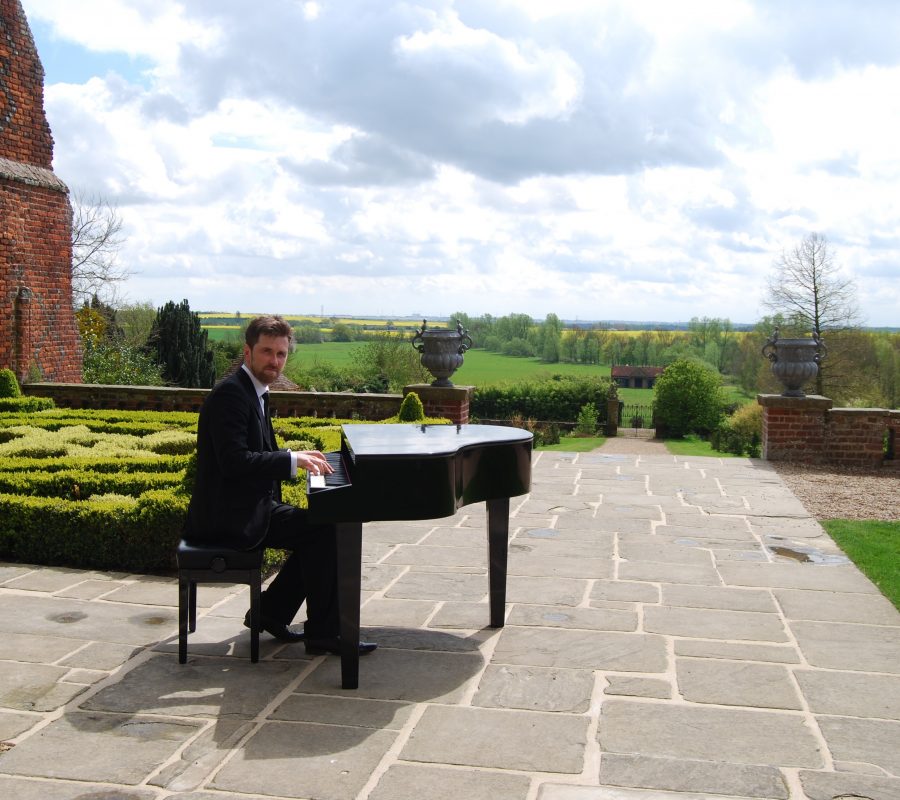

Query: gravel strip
[770,463,900,522]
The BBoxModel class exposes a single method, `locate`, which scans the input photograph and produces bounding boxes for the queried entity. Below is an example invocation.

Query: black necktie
[262,392,274,450]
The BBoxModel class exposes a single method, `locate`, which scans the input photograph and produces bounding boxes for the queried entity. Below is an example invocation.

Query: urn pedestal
[411,320,473,387]
[762,330,826,398]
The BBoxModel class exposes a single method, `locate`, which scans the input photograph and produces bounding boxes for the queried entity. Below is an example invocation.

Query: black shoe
[304,637,377,656]
[243,610,305,643]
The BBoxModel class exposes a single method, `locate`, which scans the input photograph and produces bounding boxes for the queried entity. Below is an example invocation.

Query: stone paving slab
[598,753,790,799]
[211,720,398,800]
[0,711,204,782]
[1,445,898,800]
[368,763,531,800]
[401,705,589,773]
[599,699,823,767]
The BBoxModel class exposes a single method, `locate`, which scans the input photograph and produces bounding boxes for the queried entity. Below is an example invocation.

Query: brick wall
[24,383,405,420]
[0,2,81,383]
[404,384,473,425]
[24,382,477,425]
[759,394,899,468]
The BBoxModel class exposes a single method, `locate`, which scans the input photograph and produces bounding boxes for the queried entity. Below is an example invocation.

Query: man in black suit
[185,315,375,656]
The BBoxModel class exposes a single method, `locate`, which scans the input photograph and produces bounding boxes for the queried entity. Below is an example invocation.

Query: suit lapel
[235,369,273,450]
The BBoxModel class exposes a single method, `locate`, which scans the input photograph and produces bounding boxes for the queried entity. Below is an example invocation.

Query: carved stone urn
[411,319,473,387]
[761,329,826,397]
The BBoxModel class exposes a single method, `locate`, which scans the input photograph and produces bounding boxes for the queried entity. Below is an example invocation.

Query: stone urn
[411,319,473,387]
[761,329,826,397]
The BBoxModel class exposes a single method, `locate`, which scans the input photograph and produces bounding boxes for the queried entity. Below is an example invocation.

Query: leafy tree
[538,313,562,363]
[330,322,356,342]
[82,341,165,386]
[294,324,324,344]
[116,301,158,348]
[350,333,430,392]
[653,358,726,438]
[502,337,535,357]
[763,232,861,395]
[146,299,216,388]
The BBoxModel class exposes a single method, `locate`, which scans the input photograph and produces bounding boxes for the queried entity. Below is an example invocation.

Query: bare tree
[70,190,129,305]
[763,232,861,395]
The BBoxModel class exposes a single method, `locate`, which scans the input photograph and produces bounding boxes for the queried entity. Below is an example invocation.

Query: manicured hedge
[0,490,188,572]
[0,469,184,499]
[0,397,55,412]
[0,454,190,474]
[0,407,450,573]
[472,376,612,422]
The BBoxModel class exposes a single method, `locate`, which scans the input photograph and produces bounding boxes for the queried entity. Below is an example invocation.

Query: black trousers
[258,502,339,638]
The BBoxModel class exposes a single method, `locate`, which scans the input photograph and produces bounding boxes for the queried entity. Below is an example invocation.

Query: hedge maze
[0,406,347,573]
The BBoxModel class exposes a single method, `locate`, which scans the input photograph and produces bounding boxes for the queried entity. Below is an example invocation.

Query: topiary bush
[0,368,22,398]
[653,358,726,438]
[398,391,425,422]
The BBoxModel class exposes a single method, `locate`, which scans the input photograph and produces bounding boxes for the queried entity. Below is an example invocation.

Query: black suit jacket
[185,368,293,549]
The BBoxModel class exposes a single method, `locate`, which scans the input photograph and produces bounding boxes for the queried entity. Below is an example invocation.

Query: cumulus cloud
[18,0,900,324]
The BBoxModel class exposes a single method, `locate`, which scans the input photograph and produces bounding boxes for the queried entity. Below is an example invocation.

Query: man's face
[244,334,290,386]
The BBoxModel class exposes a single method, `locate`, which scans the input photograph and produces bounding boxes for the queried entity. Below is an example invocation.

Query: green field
[286,343,653,402]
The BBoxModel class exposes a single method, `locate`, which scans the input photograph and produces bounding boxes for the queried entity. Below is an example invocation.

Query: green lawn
[539,435,606,452]
[663,435,738,458]
[822,520,900,610]
[286,343,653,401]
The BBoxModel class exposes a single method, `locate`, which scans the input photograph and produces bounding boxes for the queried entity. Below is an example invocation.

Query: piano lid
[342,423,532,460]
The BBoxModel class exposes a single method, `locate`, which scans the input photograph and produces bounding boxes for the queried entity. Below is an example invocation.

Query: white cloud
[16,0,900,325]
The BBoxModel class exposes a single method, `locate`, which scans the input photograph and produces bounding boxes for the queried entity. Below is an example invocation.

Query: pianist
[184,314,376,656]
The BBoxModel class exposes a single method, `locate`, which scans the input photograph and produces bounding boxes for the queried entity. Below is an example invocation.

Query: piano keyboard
[307,451,349,491]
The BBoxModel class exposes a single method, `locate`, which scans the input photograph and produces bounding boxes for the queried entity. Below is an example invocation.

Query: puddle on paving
[764,537,850,565]
[48,611,88,624]
[524,529,559,538]
[769,546,812,562]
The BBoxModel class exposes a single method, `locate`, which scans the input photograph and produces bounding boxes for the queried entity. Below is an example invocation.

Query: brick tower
[0,0,81,383]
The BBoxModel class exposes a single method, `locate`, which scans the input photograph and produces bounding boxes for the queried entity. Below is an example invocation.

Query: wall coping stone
[0,156,68,192]
[757,394,833,411]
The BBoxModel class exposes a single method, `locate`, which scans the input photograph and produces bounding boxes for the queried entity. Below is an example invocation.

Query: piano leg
[335,520,362,689]
[486,497,509,628]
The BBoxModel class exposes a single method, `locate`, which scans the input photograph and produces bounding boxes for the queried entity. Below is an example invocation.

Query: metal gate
[620,403,654,429]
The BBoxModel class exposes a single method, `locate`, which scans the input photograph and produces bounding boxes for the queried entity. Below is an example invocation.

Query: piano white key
[308,473,326,489]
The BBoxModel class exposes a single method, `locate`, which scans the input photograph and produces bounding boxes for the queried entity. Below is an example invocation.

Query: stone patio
[0,444,898,800]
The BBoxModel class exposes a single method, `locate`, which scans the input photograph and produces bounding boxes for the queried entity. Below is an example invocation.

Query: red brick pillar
[758,394,832,463]
[403,384,473,425]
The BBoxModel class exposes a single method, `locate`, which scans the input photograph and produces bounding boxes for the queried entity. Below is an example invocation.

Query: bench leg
[178,577,190,664]
[249,571,261,663]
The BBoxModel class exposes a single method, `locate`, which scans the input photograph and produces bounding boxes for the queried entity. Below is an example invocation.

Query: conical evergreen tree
[147,299,216,388]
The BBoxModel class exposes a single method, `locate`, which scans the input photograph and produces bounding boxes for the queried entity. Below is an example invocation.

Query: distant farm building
[612,365,664,389]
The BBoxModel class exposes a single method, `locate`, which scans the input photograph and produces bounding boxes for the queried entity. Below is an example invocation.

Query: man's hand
[295,451,334,476]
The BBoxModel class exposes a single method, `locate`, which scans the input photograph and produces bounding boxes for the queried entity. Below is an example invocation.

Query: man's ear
[243,343,251,363]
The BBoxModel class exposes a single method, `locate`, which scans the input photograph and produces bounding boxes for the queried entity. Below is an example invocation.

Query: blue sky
[20,0,900,326]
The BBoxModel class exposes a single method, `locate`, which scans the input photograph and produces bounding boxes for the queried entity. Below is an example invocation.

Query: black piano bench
[176,539,264,664]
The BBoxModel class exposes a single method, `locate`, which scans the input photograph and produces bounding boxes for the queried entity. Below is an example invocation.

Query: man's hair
[245,315,294,348]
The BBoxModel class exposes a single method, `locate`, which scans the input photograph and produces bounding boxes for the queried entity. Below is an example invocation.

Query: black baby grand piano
[306,423,533,688]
